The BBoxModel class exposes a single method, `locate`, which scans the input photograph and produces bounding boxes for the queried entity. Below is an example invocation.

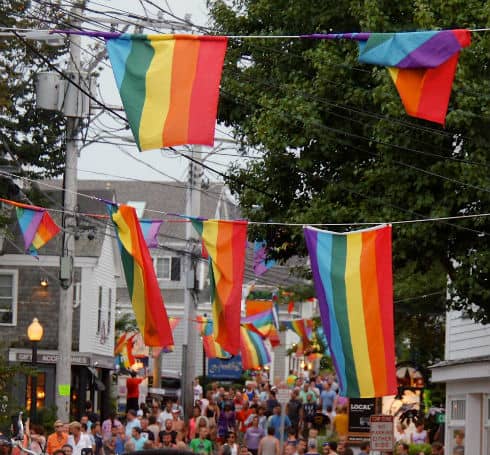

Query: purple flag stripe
[301,33,371,41]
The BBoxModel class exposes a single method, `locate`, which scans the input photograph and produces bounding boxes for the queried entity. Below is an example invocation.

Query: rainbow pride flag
[191,219,248,355]
[240,325,271,370]
[196,316,231,359]
[304,224,397,398]
[139,219,163,248]
[153,317,181,356]
[283,319,312,343]
[106,34,227,150]
[1,198,60,253]
[306,30,471,124]
[108,203,173,347]
[253,240,276,276]
[242,309,280,347]
[115,332,136,369]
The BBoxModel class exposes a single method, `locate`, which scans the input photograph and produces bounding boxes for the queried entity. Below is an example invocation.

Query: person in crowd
[302,394,317,432]
[160,431,175,449]
[89,421,104,455]
[321,442,330,455]
[124,410,140,438]
[126,372,144,412]
[358,441,369,455]
[205,397,220,426]
[61,444,73,455]
[158,401,173,428]
[320,383,336,416]
[244,416,265,455]
[258,427,279,455]
[123,440,135,453]
[146,416,160,442]
[47,420,68,455]
[114,426,126,455]
[304,439,319,455]
[297,438,307,455]
[130,427,147,451]
[411,422,429,445]
[396,442,409,455]
[189,426,213,455]
[237,401,254,440]
[101,412,122,441]
[194,378,204,404]
[67,421,92,455]
[28,424,46,455]
[453,430,464,455]
[159,419,177,445]
[268,406,291,441]
[332,406,348,438]
[265,391,279,417]
[431,441,444,455]
[217,405,236,442]
[221,431,238,455]
[189,405,204,441]
[287,389,303,436]
[139,417,155,443]
[343,449,353,455]
[394,422,408,444]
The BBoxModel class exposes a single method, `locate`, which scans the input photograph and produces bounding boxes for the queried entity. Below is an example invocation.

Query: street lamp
[27,318,43,423]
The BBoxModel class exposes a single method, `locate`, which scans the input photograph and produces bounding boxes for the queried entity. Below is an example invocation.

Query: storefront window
[26,373,46,411]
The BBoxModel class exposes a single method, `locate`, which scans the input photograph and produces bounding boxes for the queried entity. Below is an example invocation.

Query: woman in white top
[411,422,429,445]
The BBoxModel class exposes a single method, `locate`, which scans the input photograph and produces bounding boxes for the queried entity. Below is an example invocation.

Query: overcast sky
[76,0,240,183]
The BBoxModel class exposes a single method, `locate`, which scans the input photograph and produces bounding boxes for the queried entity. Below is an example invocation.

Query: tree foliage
[210,1,490,363]
[0,1,69,180]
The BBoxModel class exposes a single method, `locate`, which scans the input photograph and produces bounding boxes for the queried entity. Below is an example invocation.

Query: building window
[155,257,181,281]
[97,286,103,333]
[451,399,466,420]
[0,270,18,325]
[26,373,46,411]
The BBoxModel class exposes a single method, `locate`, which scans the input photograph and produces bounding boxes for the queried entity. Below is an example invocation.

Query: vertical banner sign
[348,398,376,433]
[370,415,394,452]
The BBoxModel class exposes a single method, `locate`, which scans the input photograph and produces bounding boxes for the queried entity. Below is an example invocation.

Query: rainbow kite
[305,29,471,124]
[304,224,397,398]
[196,316,231,359]
[191,219,248,355]
[107,203,173,347]
[242,309,280,347]
[139,219,163,248]
[1,198,60,254]
[106,34,227,150]
[240,325,271,370]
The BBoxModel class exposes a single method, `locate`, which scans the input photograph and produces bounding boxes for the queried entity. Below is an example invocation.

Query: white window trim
[154,256,172,281]
[448,396,466,427]
[0,269,18,326]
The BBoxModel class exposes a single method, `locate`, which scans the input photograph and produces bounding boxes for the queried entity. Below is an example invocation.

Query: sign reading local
[348,398,376,433]
[370,415,394,452]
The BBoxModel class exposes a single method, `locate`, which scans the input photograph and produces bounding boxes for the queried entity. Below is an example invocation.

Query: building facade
[431,309,490,454]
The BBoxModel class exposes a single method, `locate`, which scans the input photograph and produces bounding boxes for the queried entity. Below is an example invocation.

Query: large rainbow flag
[240,325,271,370]
[191,219,248,355]
[242,309,280,347]
[106,34,227,150]
[107,203,173,347]
[196,316,230,359]
[1,198,60,254]
[304,224,397,398]
[305,30,471,124]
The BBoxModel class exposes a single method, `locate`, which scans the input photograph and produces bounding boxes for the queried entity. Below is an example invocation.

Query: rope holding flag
[304,29,471,124]
[106,34,227,150]
[191,219,248,355]
[304,224,397,398]
[107,203,173,348]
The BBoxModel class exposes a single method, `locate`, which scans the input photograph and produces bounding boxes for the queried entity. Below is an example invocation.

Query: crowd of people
[0,370,449,455]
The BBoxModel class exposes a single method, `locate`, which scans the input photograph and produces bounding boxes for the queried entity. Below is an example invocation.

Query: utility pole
[181,146,202,417]
[55,5,82,422]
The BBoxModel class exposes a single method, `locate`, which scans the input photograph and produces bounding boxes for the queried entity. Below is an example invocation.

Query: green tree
[0,1,69,182]
[210,0,490,364]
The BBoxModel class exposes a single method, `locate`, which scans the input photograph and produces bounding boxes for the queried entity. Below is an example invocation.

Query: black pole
[30,341,38,424]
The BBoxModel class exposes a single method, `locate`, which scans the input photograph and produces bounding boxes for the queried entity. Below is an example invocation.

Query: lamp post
[27,318,43,423]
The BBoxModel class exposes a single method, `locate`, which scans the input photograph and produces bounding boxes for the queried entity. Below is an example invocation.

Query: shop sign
[15,352,90,365]
[348,398,376,433]
[208,355,243,379]
[370,415,394,451]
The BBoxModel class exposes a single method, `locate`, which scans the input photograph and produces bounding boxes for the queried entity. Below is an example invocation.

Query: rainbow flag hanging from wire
[106,34,227,151]
[283,319,312,343]
[0,198,60,254]
[153,317,181,356]
[305,29,471,124]
[191,219,248,355]
[304,224,397,398]
[115,332,136,369]
[240,325,271,370]
[107,203,173,347]
[196,316,231,359]
[139,219,163,248]
[242,309,280,347]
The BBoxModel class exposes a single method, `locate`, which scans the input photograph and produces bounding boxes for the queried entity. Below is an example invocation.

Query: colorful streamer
[306,30,471,124]
[1,198,60,254]
[240,325,271,370]
[304,224,397,398]
[253,240,276,276]
[107,203,173,347]
[106,34,227,150]
[196,316,231,359]
[191,219,248,355]
[139,219,163,248]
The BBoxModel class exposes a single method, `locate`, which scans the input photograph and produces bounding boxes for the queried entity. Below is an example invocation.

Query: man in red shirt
[236,400,254,442]
[126,372,144,411]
